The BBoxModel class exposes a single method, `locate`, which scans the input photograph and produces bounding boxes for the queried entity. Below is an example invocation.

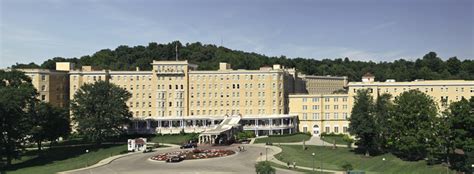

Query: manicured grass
[254,133,311,144]
[149,134,196,145]
[275,145,456,174]
[321,136,346,145]
[269,161,332,174]
[6,144,127,174]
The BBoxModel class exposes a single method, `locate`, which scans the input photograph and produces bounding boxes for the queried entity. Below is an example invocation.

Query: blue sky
[1,0,473,68]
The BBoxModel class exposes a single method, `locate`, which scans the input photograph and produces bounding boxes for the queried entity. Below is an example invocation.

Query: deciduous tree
[390,90,439,160]
[70,81,132,144]
[0,70,37,166]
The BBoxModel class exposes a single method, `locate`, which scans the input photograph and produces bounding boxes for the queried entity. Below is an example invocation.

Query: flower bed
[150,149,235,161]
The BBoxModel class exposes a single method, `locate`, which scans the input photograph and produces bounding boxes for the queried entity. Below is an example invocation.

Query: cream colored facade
[16,67,70,107]
[296,74,348,94]
[289,94,351,136]
[290,76,474,136]
[69,60,298,135]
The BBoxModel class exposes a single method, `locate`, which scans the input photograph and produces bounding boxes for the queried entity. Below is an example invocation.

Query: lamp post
[85,149,89,167]
[312,152,315,172]
[265,145,268,161]
[321,136,324,173]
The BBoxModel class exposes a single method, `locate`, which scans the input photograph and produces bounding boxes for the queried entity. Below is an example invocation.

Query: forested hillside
[11,41,474,82]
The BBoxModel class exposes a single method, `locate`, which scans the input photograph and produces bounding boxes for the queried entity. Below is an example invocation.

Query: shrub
[255,161,275,174]
[341,161,353,172]
[342,134,354,148]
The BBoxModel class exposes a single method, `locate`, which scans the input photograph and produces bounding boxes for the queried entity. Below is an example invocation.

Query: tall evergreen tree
[349,89,379,156]
[373,93,392,152]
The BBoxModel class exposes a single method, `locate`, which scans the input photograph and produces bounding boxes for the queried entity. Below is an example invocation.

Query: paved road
[69,144,299,174]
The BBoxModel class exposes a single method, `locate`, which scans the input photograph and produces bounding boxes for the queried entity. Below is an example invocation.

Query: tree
[373,94,392,152]
[444,97,474,172]
[255,161,275,174]
[29,102,70,151]
[348,89,379,156]
[0,70,37,166]
[70,81,132,144]
[389,90,439,160]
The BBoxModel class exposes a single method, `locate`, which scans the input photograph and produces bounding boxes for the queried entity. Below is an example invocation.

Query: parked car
[180,143,197,149]
[166,155,184,163]
[143,146,154,153]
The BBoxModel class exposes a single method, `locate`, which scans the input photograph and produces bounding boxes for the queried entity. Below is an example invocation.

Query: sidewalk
[252,144,343,174]
[58,143,179,174]
[280,136,354,148]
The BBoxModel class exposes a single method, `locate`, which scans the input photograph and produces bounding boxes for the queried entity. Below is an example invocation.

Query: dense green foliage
[236,130,256,141]
[11,41,474,82]
[0,70,38,166]
[443,98,474,173]
[373,94,393,152]
[70,81,133,144]
[390,90,440,161]
[348,89,379,156]
[29,102,71,151]
[255,161,276,174]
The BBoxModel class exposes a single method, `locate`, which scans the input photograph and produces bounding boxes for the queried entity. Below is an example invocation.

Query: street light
[312,153,315,172]
[321,137,324,173]
[265,145,268,161]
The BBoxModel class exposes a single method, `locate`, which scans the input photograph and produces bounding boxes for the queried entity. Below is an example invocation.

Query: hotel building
[290,73,474,136]
[68,61,299,136]
[14,61,474,137]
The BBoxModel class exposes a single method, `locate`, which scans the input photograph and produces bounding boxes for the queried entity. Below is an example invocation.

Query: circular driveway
[69,144,297,174]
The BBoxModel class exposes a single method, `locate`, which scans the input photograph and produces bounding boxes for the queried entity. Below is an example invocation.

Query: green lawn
[275,145,456,174]
[6,144,127,174]
[269,161,332,174]
[254,134,311,144]
[321,136,346,145]
[149,133,196,145]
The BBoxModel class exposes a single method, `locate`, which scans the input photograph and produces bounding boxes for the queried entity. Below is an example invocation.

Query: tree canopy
[389,90,439,161]
[11,41,474,82]
[0,70,38,166]
[70,81,132,144]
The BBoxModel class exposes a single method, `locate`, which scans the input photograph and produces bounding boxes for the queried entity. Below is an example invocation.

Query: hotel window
[41,85,46,91]
[325,105,330,110]
[312,105,319,110]
[312,113,319,120]
[303,127,308,133]
[325,113,330,120]
[343,113,348,120]
[334,126,339,133]
[312,98,319,102]
[325,126,330,133]
[303,113,307,120]
[343,126,348,133]
[342,105,347,109]
[334,97,339,102]
[334,113,338,119]
[342,97,347,102]
[41,75,46,81]
[302,98,307,102]
[334,105,339,110]
[41,95,46,101]
[303,105,308,110]
[325,98,330,102]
